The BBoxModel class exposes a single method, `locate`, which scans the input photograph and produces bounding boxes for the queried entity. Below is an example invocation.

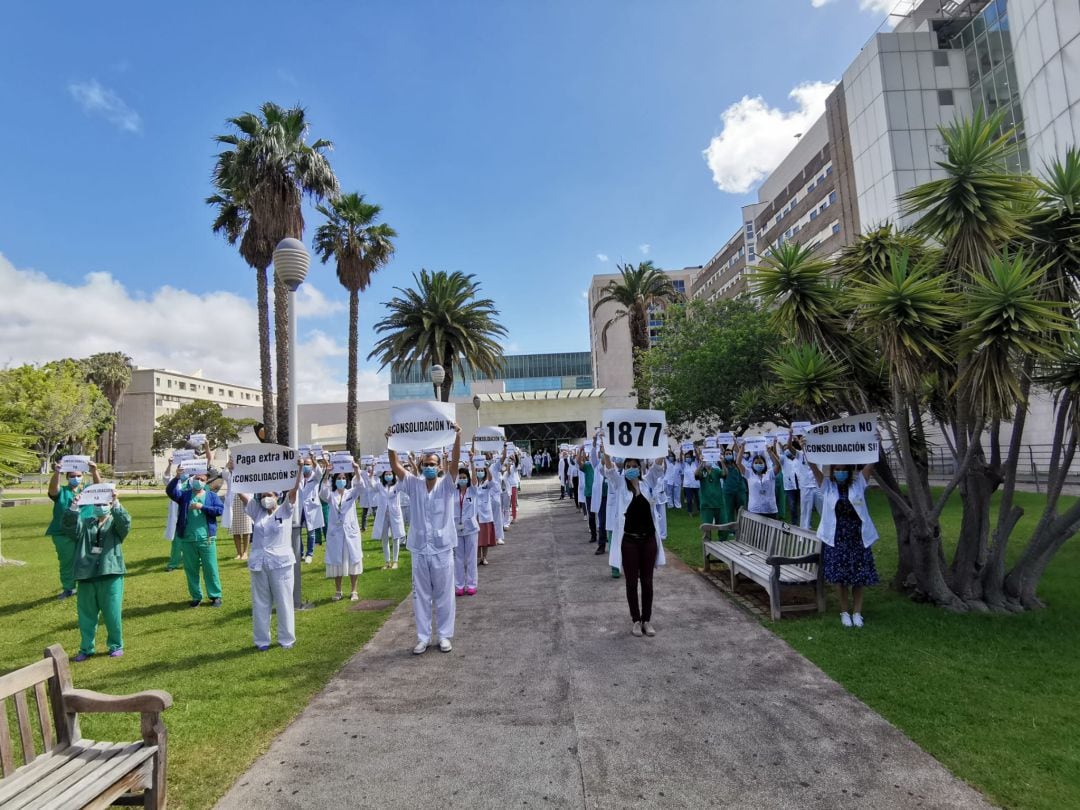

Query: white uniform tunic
[246,499,296,648]
[403,473,456,644]
[321,476,366,577]
[371,478,406,539]
[746,460,779,515]
[297,472,327,531]
[454,484,480,590]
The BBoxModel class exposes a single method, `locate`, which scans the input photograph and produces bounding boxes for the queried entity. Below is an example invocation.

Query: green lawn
[664,489,1080,810]
[0,496,412,809]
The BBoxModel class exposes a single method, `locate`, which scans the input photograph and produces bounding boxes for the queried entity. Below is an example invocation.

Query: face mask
[423,467,438,480]
[335,479,347,490]
[261,496,277,510]
[95,504,111,517]
[752,463,766,473]
[477,470,487,480]
[685,456,693,463]
[191,479,205,491]
[724,454,734,462]
[383,474,394,484]
[302,465,312,475]
[785,450,795,459]
[623,468,640,481]
[179,473,190,483]
[834,470,850,483]
[68,477,81,488]
[458,477,469,488]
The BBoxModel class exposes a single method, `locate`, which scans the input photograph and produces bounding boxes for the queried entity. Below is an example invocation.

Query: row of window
[771,164,835,229]
[155,375,259,402]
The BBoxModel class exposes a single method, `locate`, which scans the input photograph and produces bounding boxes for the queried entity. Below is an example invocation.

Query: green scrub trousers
[50,533,77,592]
[168,538,184,569]
[701,504,728,526]
[77,574,124,654]
[182,537,222,601]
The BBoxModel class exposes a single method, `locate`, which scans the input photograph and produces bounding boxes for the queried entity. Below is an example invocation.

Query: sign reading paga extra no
[803,413,879,465]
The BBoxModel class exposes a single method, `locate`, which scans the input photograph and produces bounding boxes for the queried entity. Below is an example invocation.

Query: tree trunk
[256,266,276,443]
[872,460,916,588]
[909,518,966,610]
[440,365,454,403]
[949,450,998,602]
[274,274,290,446]
[346,289,359,457]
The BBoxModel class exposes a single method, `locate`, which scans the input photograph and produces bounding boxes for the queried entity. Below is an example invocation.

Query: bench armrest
[63,687,173,714]
[701,522,736,533]
[765,553,820,566]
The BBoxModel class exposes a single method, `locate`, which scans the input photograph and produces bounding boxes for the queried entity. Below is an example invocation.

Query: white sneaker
[303,555,312,564]
[631,621,643,637]
[496,539,505,545]
[852,612,865,628]
[641,622,656,637]
[331,592,343,602]
[840,611,853,628]
[438,638,453,653]
[350,592,359,602]
[412,640,429,655]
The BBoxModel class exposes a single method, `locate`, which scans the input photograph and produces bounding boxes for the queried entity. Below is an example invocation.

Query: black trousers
[621,532,657,623]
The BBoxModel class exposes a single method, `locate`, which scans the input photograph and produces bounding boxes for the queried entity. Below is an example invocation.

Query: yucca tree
[368,270,507,402]
[208,102,339,443]
[752,243,841,346]
[313,193,397,456]
[592,261,681,406]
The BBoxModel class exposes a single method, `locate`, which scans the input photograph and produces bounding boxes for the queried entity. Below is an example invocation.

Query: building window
[228,389,234,397]
[938,89,955,106]
[167,379,172,388]
[218,388,224,395]
[810,211,818,221]
[832,223,841,235]
[155,377,160,386]
[933,50,950,67]
[826,166,833,176]
[178,382,186,390]
[155,397,163,406]
[829,191,837,204]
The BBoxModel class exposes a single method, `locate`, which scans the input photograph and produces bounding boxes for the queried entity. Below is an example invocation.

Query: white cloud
[703,80,837,194]
[0,252,387,404]
[596,253,609,262]
[639,244,651,255]
[811,0,898,14]
[68,79,142,133]
[293,283,346,318]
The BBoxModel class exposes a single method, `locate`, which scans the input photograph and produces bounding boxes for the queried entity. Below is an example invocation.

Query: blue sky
[0,0,888,401]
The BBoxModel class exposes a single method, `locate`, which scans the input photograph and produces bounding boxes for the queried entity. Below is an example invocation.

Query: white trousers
[412,549,456,643]
[250,565,295,648]
[800,488,819,530]
[455,531,479,590]
[382,535,402,563]
[653,501,668,541]
[492,497,505,540]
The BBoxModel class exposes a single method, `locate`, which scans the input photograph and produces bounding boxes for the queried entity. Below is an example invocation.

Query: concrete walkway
[217,477,991,810]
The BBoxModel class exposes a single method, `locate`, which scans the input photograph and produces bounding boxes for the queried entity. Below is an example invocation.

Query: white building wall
[1010,0,1080,172]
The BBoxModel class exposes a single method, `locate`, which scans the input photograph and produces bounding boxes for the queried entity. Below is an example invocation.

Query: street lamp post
[472,394,481,429]
[431,364,445,401]
[273,237,312,612]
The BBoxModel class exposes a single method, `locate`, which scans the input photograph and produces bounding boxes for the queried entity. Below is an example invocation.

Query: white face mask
[261,496,277,511]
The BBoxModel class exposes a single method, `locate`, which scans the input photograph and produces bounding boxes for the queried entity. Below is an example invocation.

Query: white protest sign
[330,453,355,473]
[228,444,298,495]
[388,401,457,453]
[701,448,722,465]
[804,413,879,465]
[474,457,487,469]
[716,432,735,447]
[171,448,196,465]
[298,445,312,458]
[791,421,812,437]
[189,433,207,449]
[472,425,506,454]
[681,441,694,453]
[775,430,791,446]
[361,455,376,466]
[76,483,115,506]
[704,437,718,449]
[375,461,391,473]
[743,437,768,458]
[601,409,668,460]
[58,455,91,473]
[178,458,208,476]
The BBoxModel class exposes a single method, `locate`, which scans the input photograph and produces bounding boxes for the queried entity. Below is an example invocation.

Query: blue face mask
[458,477,469,488]
[477,470,487,480]
[68,477,82,488]
[191,479,205,491]
[834,470,850,483]
[302,465,312,475]
[335,478,347,490]
[752,463,766,474]
[785,450,795,459]
[623,467,640,481]
[179,473,190,483]
[724,454,734,462]
[383,474,394,484]
[423,467,438,480]
[95,504,111,518]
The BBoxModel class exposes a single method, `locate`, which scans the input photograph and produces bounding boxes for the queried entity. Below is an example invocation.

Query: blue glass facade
[388,352,594,400]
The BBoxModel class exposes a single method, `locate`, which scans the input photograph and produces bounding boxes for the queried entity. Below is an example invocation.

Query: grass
[0,496,412,809]
[663,490,1080,810]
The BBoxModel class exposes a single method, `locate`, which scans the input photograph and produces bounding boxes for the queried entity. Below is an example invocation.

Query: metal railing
[881,444,1080,493]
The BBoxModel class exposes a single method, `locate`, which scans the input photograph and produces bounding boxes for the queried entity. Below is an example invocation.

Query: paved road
[217,477,992,810]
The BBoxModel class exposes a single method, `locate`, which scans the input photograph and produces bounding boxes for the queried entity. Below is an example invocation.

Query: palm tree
[208,102,339,444]
[591,261,682,404]
[368,270,507,402]
[313,193,398,456]
[80,352,133,466]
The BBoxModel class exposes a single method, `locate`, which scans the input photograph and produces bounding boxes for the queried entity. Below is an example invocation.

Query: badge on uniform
[90,546,103,555]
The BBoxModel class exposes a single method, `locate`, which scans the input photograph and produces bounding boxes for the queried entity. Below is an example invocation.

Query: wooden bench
[0,644,172,809]
[701,509,826,620]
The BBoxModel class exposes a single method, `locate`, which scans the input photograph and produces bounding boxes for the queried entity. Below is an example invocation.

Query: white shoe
[840,611,853,628]
[412,640,429,655]
[641,621,656,637]
[438,638,453,653]
[303,555,312,564]
[631,621,643,637]
[852,612,864,628]
[331,592,343,602]
[496,539,505,545]
[350,592,359,602]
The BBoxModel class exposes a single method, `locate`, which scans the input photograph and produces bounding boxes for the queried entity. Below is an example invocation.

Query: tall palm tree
[208,102,339,444]
[368,270,507,402]
[313,193,398,456]
[591,261,681,404]
[80,352,133,466]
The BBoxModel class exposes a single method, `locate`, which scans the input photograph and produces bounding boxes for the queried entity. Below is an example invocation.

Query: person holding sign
[696,455,728,527]
[599,447,666,637]
[167,465,226,607]
[321,460,368,602]
[663,452,683,510]
[62,492,129,660]
[473,455,499,566]
[720,445,745,538]
[46,458,102,598]
[735,439,782,519]
[372,465,406,570]
[453,460,480,596]
[228,456,304,650]
[386,423,462,655]
[296,456,327,565]
[680,448,700,517]
[809,460,880,628]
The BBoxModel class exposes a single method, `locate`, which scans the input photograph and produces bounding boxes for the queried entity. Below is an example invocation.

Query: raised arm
[48,462,61,498]
[809,461,825,488]
[450,423,462,472]
[89,459,102,485]
[288,457,304,504]
[734,440,747,475]
[226,458,251,506]
[386,428,407,480]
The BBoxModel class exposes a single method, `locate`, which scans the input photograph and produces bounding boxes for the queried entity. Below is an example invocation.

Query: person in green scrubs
[63,494,129,660]
[167,467,225,607]
[46,459,101,598]
[720,447,744,540]
[697,456,728,527]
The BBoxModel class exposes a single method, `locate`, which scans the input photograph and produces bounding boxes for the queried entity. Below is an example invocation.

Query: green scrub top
[184,495,210,541]
[46,484,81,536]
[722,466,744,496]
[699,466,726,508]
[65,506,130,580]
[583,461,595,494]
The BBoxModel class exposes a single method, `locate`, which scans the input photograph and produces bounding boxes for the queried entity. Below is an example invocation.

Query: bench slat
[0,746,73,803]
[13,691,34,766]
[81,760,155,810]
[0,659,54,699]
[41,743,154,810]
[34,682,54,753]
[0,697,14,777]
[2,740,117,810]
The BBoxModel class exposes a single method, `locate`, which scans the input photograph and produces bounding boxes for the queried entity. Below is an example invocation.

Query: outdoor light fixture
[273,237,310,291]
[473,394,482,428]
[431,365,446,386]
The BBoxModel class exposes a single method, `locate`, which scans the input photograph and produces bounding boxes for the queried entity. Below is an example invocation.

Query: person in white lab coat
[662,452,683,510]
[295,456,327,564]
[320,460,367,602]
[486,448,506,544]
[453,461,480,596]
[680,449,700,517]
[372,468,406,569]
[228,456,303,650]
[387,424,462,654]
[473,456,499,566]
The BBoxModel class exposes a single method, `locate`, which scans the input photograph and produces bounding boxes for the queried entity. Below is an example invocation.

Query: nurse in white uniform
[372,468,406,569]
[320,459,367,602]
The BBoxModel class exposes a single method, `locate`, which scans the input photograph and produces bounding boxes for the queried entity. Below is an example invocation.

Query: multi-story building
[694,0,1078,302]
[588,267,696,393]
[388,352,594,400]
[113,368,263,475]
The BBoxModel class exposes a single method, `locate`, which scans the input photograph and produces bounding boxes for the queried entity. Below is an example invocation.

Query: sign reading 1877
[600,409,668,459]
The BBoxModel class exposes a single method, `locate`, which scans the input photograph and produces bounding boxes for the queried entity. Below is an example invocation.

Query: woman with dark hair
[320,459,367,602]
[810,460,880,628]
[735,439,782,519]
[600,448,666,638]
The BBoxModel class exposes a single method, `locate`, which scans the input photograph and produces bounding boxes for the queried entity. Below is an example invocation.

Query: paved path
[217,477,991,810]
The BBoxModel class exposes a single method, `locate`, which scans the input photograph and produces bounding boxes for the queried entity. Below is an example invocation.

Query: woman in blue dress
[810,461,879,628]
